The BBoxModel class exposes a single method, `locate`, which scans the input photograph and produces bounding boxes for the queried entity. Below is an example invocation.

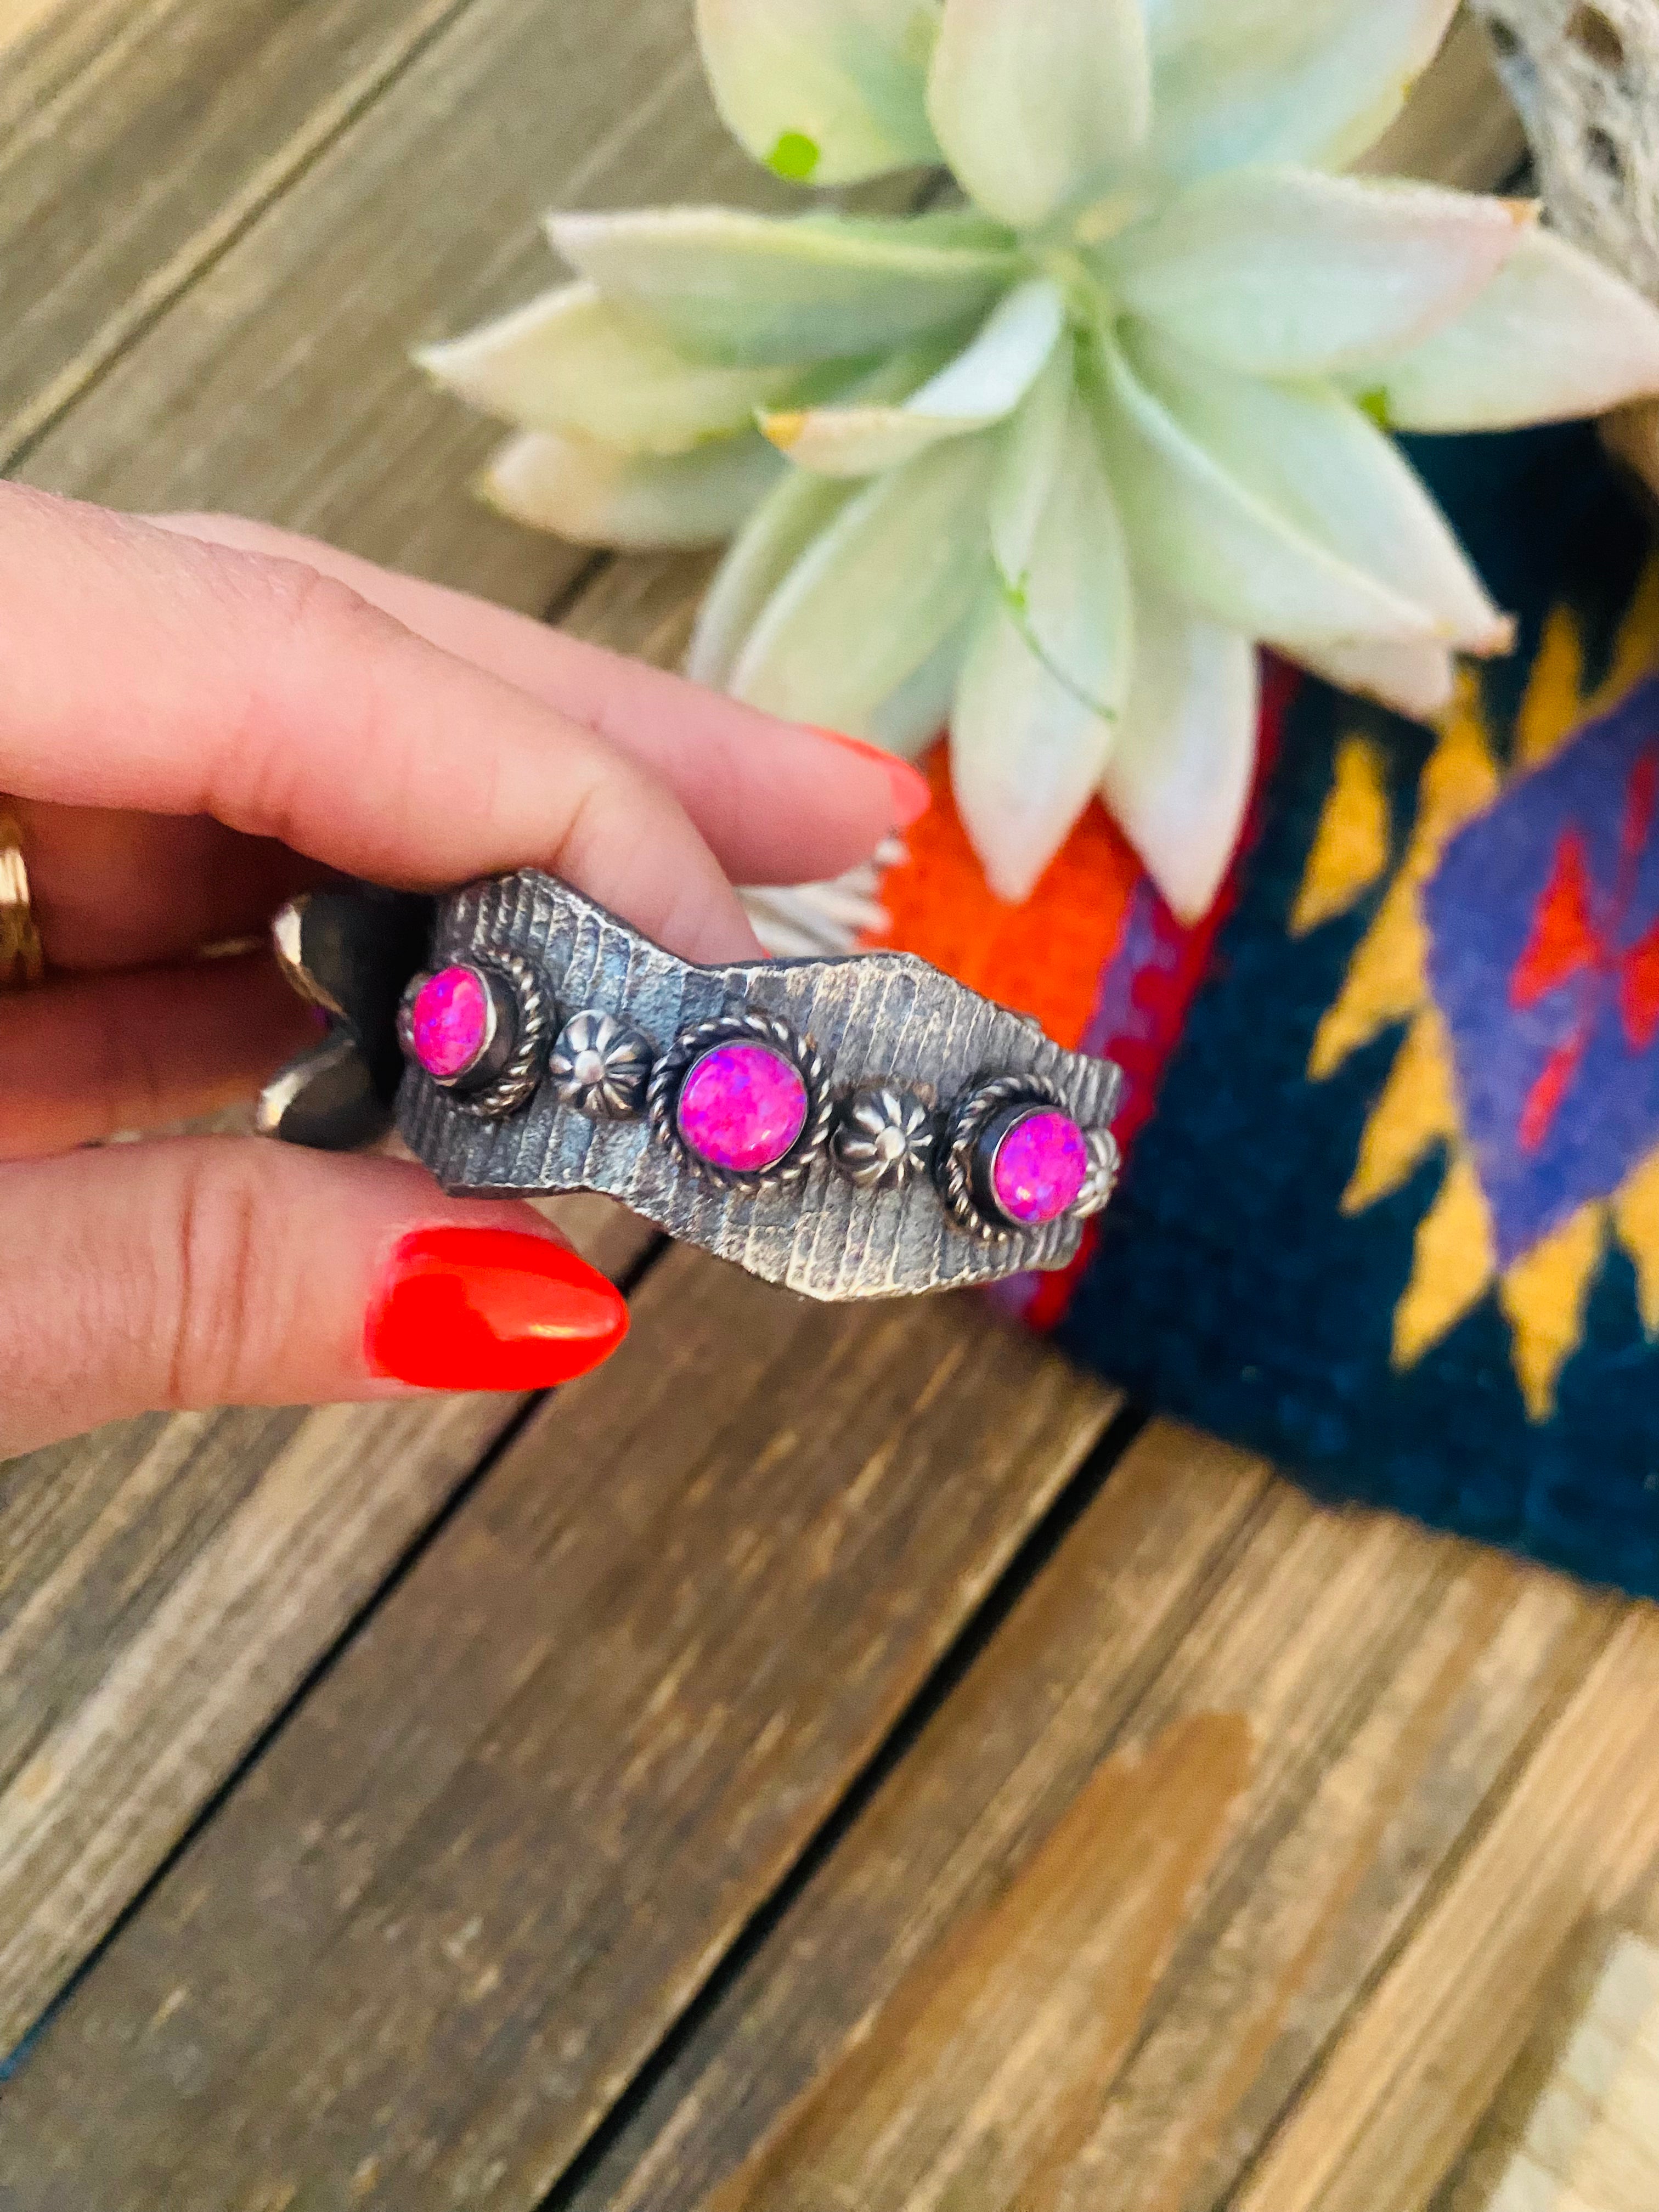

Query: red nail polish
[809,729,933,830]
[365,1226,629,1391]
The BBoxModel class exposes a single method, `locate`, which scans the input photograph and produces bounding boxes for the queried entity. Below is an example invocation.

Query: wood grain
[1465,1932,1659,2212]
[0,1193,646,2060]
[12,0,821,614]
[0,0,477,454]
[0,0,70,61]
[549,1429,1627,2212]
[1357,11,1526,187]
[0,1251,1118,2208]
[1232,1607,1659,2212]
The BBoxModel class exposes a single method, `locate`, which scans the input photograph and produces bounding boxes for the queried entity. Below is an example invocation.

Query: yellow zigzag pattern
[1299,562,1659,1420]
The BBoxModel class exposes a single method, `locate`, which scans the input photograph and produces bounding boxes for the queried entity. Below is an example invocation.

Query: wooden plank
[0,0,780,2071]
[0,1194,648,2060]
[13,0,817,614]
[1467,1933,1659,2212]
[1231,1606,1659,2212]
[538,1429,1628,2212]
[0,0,476,454]
[0,1250,1118,2206]
[0,0,70,61]
[1357,10,1525,188]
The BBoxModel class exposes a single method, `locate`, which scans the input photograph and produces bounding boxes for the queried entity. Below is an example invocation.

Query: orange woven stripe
[868,744,1141,1051]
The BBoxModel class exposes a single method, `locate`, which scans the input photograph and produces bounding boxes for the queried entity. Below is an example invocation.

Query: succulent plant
[423,0,1659,919]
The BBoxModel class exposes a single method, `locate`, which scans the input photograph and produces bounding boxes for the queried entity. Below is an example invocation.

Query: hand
[0,487,927,1453]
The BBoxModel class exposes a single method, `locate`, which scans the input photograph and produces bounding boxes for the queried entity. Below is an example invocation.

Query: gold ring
[0,806,44,991]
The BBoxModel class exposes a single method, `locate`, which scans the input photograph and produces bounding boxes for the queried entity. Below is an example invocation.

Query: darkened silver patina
[266,870,1123,1301]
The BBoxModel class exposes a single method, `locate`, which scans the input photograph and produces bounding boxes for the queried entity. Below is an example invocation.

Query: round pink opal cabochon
[678,1041,809,1175]
[990,1109,1088,1225]
[410,966,493,1082]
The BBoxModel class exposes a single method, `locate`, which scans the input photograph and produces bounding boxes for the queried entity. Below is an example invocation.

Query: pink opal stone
[410,966,492,1082]
[678,1041,809,1175]
[991,1110,1088,1226]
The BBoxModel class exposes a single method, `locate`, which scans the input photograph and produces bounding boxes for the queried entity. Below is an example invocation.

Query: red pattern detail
[1621,921,1659,1051]
[1108,654,1299,1153]
[1519,1032,1588,1155]
[1508,742,1659,1150]
[1511,832,1595,1009]
[997,654,1299,1330]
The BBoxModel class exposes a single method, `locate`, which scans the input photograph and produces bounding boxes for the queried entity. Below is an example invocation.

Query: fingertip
[364,1222,629,1392]
[803,729,933,831]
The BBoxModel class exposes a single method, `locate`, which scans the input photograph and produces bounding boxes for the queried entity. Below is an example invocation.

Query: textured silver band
[394,871,1124,1304]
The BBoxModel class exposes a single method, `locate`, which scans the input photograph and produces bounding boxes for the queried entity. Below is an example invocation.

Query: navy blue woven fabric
[1059,422,1659,1594]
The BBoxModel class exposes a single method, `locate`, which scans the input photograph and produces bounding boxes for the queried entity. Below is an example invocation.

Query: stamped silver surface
[397,871,1124,1302]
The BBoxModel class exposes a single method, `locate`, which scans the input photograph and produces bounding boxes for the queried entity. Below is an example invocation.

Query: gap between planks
[0,1195,656,2064]
[546,1440,1646,2212]
[0,1251,1122,2208]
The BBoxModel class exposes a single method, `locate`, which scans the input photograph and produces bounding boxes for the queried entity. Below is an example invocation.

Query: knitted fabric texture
[874,421,1659,1595]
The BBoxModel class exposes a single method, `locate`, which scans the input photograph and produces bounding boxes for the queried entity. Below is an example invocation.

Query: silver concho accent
[1075,1125,1121,1218]
[397,953,552,1121]
[833,1087,935,1191]
[646,1008,833,1192]
[549,1008,653,1118]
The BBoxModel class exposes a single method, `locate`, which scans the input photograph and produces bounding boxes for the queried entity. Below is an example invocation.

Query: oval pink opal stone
[678,1042,809,1175]
[409,966,492,1082]
[991,1110,1088,1226]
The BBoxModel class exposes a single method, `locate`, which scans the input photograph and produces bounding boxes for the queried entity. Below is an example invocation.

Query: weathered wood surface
[3,8,1646,2212]
[0,1193,648,2058]
[0,1255,1118,2206]
[0,0,766,2069]
[11,0,803,613]
[558,1432,1650,2212]
[1450,1931,1659,2212]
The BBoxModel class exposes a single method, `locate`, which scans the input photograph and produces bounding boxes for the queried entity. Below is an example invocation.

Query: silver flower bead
[833,1087,934,1191]
[1074,1126,1121,1219]
[549,1009,653,1118]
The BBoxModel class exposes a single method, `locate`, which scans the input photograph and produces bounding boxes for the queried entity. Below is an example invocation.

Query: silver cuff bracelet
[262,871,1123,1303]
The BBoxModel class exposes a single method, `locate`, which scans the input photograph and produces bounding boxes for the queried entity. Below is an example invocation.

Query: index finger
[0,487,761,963]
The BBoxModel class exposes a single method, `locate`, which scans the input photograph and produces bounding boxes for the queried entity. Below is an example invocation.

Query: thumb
[1,1139,629,1454]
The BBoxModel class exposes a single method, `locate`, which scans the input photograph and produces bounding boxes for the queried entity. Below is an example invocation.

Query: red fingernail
[365,1226,629,1391]
[809,729,932,829]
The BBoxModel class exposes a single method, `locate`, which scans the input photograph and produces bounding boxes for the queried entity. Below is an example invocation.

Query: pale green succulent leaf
[693,0,941,184]
[986,342,1071,589]
[418,283,816,454]
[1342,227,1659,431]
[1290,634,1456,720]
[1100,583,1259,921]
[866,617,970,755]
[1141,0,1460,182]
[987,349,1133,725]
[546,206,1017,366]
[952,366,1132,899]
[927,0,1152,229]
[483,427,783,548]
[729,432,996,727]
[686,470,859,688]
[953,589,1123,904]
[1125,324,1510,653]
[1103,171,1534,379]
[1087,326,1434,648]
[689,338,966,681]
[759,277,1064,476]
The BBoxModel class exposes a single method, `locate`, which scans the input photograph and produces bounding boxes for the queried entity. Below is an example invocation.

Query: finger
[0,1139,629,1454]
[150,509,928,883]
[0,951,315,1159]
[15,798,326,970]
[0,487,759,964]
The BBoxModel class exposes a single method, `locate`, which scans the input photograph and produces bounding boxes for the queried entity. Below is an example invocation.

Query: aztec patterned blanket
[875,419,1659,1596]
